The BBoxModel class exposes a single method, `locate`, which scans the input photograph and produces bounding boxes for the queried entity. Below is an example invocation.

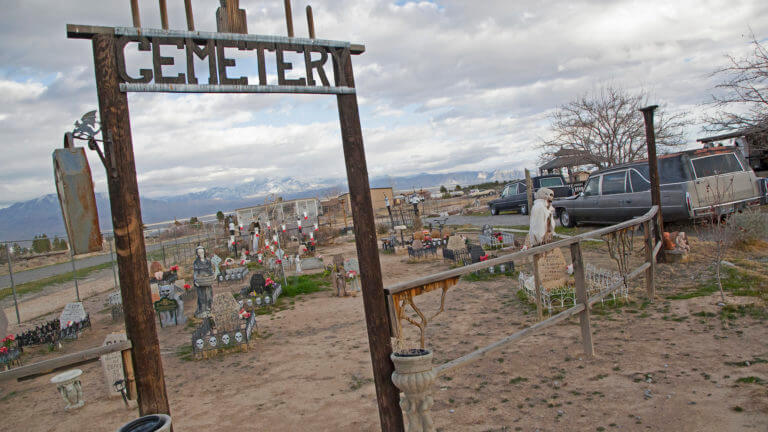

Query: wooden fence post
[644,219,656,301]
[532,254,544,321]
[570,242,594,357]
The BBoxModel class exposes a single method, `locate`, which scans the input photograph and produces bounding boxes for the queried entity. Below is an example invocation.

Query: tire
[520,204,528,215]
[559,208,575,228]
[490,206,498,216]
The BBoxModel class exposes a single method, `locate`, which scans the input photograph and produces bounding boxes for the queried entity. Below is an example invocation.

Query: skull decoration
[246,298,253,307]
[234,332,243,343]
[255,297,262,306]
[208,336,217,347]
[264,296,271,305]
[238,300,244,308]
[195,338,204,350]
[222,334,231,345]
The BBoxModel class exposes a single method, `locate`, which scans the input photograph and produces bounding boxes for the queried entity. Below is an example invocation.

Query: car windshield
[539,177,563,187]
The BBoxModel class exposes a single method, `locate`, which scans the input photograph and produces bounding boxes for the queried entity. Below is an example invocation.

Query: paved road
[0,242,165,290]
[423,213,530,229]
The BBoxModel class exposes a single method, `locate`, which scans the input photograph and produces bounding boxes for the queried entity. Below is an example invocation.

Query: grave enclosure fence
[383,206,662,427]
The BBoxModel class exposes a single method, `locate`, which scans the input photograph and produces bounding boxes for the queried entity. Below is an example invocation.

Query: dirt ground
[0,233,766,431]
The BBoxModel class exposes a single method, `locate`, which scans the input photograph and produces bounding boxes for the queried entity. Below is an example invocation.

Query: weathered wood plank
[0,340,132,382]
[570,242,594,357]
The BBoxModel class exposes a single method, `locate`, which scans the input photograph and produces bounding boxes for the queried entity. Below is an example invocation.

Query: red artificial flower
[0,347,7,354]
[183,284,191,290]
[479,254,489,262]
[170,265,179,271]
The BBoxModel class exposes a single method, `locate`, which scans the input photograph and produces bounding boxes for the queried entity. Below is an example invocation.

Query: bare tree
[697,175,736,303]
[704,33,768,144]
[540,85,691,168]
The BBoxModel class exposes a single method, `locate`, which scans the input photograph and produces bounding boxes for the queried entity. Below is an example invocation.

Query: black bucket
[117,414,171,432]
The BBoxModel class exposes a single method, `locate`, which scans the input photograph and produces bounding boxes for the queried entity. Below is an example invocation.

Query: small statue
[193,246,215,318]
[295,255,302,273]
[673,231,690,252]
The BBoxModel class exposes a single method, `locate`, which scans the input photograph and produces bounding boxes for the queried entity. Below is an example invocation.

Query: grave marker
[0,309,8,338]
[538,248,570,291]
[300,257,324,270]
[59,302,87,328]
[211,293,241,332]
[100,332,127,397]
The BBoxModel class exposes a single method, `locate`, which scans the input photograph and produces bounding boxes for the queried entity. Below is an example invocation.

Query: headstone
[59,302,86,328]
[100,332,127,397]
[343,258,360,274]
[150,282,160,302]
[211,254,222,276]
[211,293,241,332]
[537,248,569,291]
[301,257,324,270]
[107,292,122,305]
[0,309,8,338]
[446,235,465,251]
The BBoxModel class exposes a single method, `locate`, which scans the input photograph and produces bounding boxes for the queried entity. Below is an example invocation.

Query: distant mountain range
[0,169,523,241]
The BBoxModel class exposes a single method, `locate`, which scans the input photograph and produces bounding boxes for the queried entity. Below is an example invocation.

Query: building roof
[539,149,606,171]
[697,126,768,143]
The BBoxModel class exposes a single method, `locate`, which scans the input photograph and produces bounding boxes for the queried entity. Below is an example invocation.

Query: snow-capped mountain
[0,168,523,240]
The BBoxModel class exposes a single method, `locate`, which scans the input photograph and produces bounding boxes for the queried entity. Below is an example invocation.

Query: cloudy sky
[1,0,766,207]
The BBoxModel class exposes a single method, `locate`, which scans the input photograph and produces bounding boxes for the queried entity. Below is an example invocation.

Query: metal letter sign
[110,28,356,94]
[53,134,103,255]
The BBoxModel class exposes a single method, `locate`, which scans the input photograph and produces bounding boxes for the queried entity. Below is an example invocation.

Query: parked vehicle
[553,147,766,227]
[489,174,573,215]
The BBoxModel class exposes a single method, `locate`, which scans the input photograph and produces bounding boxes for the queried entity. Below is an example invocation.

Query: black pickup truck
[489,174,573,215]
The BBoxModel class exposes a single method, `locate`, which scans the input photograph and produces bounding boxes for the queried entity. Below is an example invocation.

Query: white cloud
[0,0,767,206]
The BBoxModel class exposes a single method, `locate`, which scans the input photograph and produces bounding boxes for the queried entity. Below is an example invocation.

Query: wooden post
[532,253,544,321]
[306,5,315,39]
[524,168,534,215]
[570,242,594,356]
[158,0,169,30]
[643,220,656,301]
[640,105,665,263]
[130,0,141,27]
[334,49,405,431]
[92,33,171,418]
[284,0,295,37]
[121,348,138,401]
[184,0,195,31]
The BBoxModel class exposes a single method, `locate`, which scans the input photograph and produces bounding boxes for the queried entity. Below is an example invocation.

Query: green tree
[439,185,448,193]
[189,216,200,225]
[454,185,462,191]
[216,211,225,223]
[32,234,51,253]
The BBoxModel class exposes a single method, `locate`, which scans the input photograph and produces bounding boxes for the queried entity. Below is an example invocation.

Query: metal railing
[384,206,661,428]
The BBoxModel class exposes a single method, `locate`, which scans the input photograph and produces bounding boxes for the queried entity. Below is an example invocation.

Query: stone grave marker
[59,302,86,328]
[0,308,8,338]
[446,235,465,251]
[301,257,324,270]
[211,293,241,332]
[100,332,127,397]
[211,254,222,276]
[537,248,570,291]
[343,258,360,274]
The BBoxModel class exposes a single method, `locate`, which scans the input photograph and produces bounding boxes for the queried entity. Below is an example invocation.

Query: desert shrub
[376,223,390,235]
[728,209,768,246]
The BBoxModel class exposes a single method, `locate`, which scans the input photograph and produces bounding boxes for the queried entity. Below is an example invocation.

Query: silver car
[554,148,765,227]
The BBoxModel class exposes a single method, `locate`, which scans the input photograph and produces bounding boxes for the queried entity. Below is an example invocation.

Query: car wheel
[490,206,498,216]
[520,204,528,215]
[559,209,575,228]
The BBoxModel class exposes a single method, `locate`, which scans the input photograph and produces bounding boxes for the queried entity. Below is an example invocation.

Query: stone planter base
[391,349,436,432]
[50,369,84,411]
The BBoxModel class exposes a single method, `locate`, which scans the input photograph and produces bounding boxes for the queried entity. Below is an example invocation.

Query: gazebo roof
[539,149,604,171]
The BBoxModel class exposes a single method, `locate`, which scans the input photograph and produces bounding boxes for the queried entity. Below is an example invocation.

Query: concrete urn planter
[391,349,436,432]
[118,414,172,432]
[50,368,84,411]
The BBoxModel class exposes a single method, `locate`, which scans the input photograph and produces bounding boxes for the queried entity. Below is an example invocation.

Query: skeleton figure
[527,187,556,247]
